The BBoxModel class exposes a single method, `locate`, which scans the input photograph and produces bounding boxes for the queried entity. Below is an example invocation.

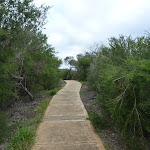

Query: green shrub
[88,112,108,131]
[0,0,62,104]
[59,69,78,80]
[82,35,150,149]
[0,111,9,143]
[77,53,92,81]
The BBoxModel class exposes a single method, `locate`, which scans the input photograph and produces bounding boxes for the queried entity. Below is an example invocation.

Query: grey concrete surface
[31,80,105,150]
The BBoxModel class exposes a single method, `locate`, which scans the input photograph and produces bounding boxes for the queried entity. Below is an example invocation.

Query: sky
[34,0,150,68]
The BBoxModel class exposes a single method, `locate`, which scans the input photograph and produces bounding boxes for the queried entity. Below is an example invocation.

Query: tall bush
[85,35,150,149]
[0,0,61,104]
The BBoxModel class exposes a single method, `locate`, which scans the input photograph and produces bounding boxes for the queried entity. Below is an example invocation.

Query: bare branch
[113,73,131,82]
[22,84,34,101]
[10,73,24,80]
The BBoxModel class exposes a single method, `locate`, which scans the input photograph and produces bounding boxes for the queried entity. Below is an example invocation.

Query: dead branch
[21,84,34,101]
[10,73,24,80]
[10,73,34,101]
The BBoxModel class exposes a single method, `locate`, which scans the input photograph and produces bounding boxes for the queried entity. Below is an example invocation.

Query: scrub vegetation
[5,98,51,150]
[0,0,150,149]
[0,0,61,106]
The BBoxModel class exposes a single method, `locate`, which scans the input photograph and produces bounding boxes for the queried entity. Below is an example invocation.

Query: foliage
[76,52,93,81]
[59,69,78,80]
[63,56,78,80]
[77,35,150,149]
[0,111,9,143]
[45,87,61,96]
[5,97,51,150]
[88,111,108,131]
[6,126,35,150]
[64,56,77,70]
[35,98,51,114]
[0,29,15,103]
[0,0,61,105]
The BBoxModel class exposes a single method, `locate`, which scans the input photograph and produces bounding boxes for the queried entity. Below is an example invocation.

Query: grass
[104,143,115,150]
[4,98,51,150]
[6,125,35,150]
[44,87,61,96]
[36,99,50,113]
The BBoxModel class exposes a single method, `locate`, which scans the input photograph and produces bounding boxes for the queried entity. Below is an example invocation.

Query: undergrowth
[3,81,66,150]
[0,111,9,144]
[88,111,108,132]
[44,87,61,96]
[4,98,51,150]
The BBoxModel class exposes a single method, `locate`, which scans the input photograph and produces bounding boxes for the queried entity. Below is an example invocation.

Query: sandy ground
[31,80,105,150]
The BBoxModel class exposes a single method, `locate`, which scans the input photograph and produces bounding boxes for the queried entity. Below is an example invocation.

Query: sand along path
[31,80,105,150]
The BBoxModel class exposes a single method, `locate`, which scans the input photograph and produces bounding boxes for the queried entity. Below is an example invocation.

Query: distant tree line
[0,0,61,107]
[64,34,150,149]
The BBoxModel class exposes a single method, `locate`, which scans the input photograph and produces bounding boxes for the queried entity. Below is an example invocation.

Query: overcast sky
[34,0,150,68]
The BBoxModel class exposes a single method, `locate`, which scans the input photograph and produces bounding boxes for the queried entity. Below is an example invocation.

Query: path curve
[31,80,105,150]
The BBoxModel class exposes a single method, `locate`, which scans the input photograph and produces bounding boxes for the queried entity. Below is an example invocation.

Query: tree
[64,56,77,70]
[77,53,92,81]
[0,0,61,105]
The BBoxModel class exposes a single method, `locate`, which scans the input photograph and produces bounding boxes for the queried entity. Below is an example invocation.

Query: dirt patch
[80,84,129,150]
[6,92,51,124]
[0,92,52,150]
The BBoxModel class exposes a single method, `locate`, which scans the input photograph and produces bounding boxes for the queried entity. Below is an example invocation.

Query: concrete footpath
[31,80,105,150]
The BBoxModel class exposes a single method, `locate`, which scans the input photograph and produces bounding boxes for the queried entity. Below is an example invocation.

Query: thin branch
[113,73,131,82]
[22,84,34,101]
[116,83,131,103]
[10,73,24,80]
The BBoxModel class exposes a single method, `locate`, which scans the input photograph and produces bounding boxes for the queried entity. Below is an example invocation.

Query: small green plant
[49,89,57,95]
[36,99,50,113]
[0,111,9,143]
[6,126,35,150]
[48,87,61,95]
[88,111,108,131]
[104,143,115,150]
[5,98,51,150]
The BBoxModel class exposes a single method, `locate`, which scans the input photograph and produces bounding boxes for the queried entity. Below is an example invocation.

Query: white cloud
[48,33,63,44]
[34,0,150,68]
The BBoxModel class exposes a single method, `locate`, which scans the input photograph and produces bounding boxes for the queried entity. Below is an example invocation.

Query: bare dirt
[0,91,52,150]
[80,84,129,150]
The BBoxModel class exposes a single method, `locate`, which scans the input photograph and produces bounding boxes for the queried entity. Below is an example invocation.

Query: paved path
[31,80,105,150]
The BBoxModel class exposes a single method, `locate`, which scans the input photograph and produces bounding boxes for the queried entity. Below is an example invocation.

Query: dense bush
[0,0,61,105]
[0,111,9,143]
[59,69,78,80]
[77,35,150,149]
[77,53,92,81]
